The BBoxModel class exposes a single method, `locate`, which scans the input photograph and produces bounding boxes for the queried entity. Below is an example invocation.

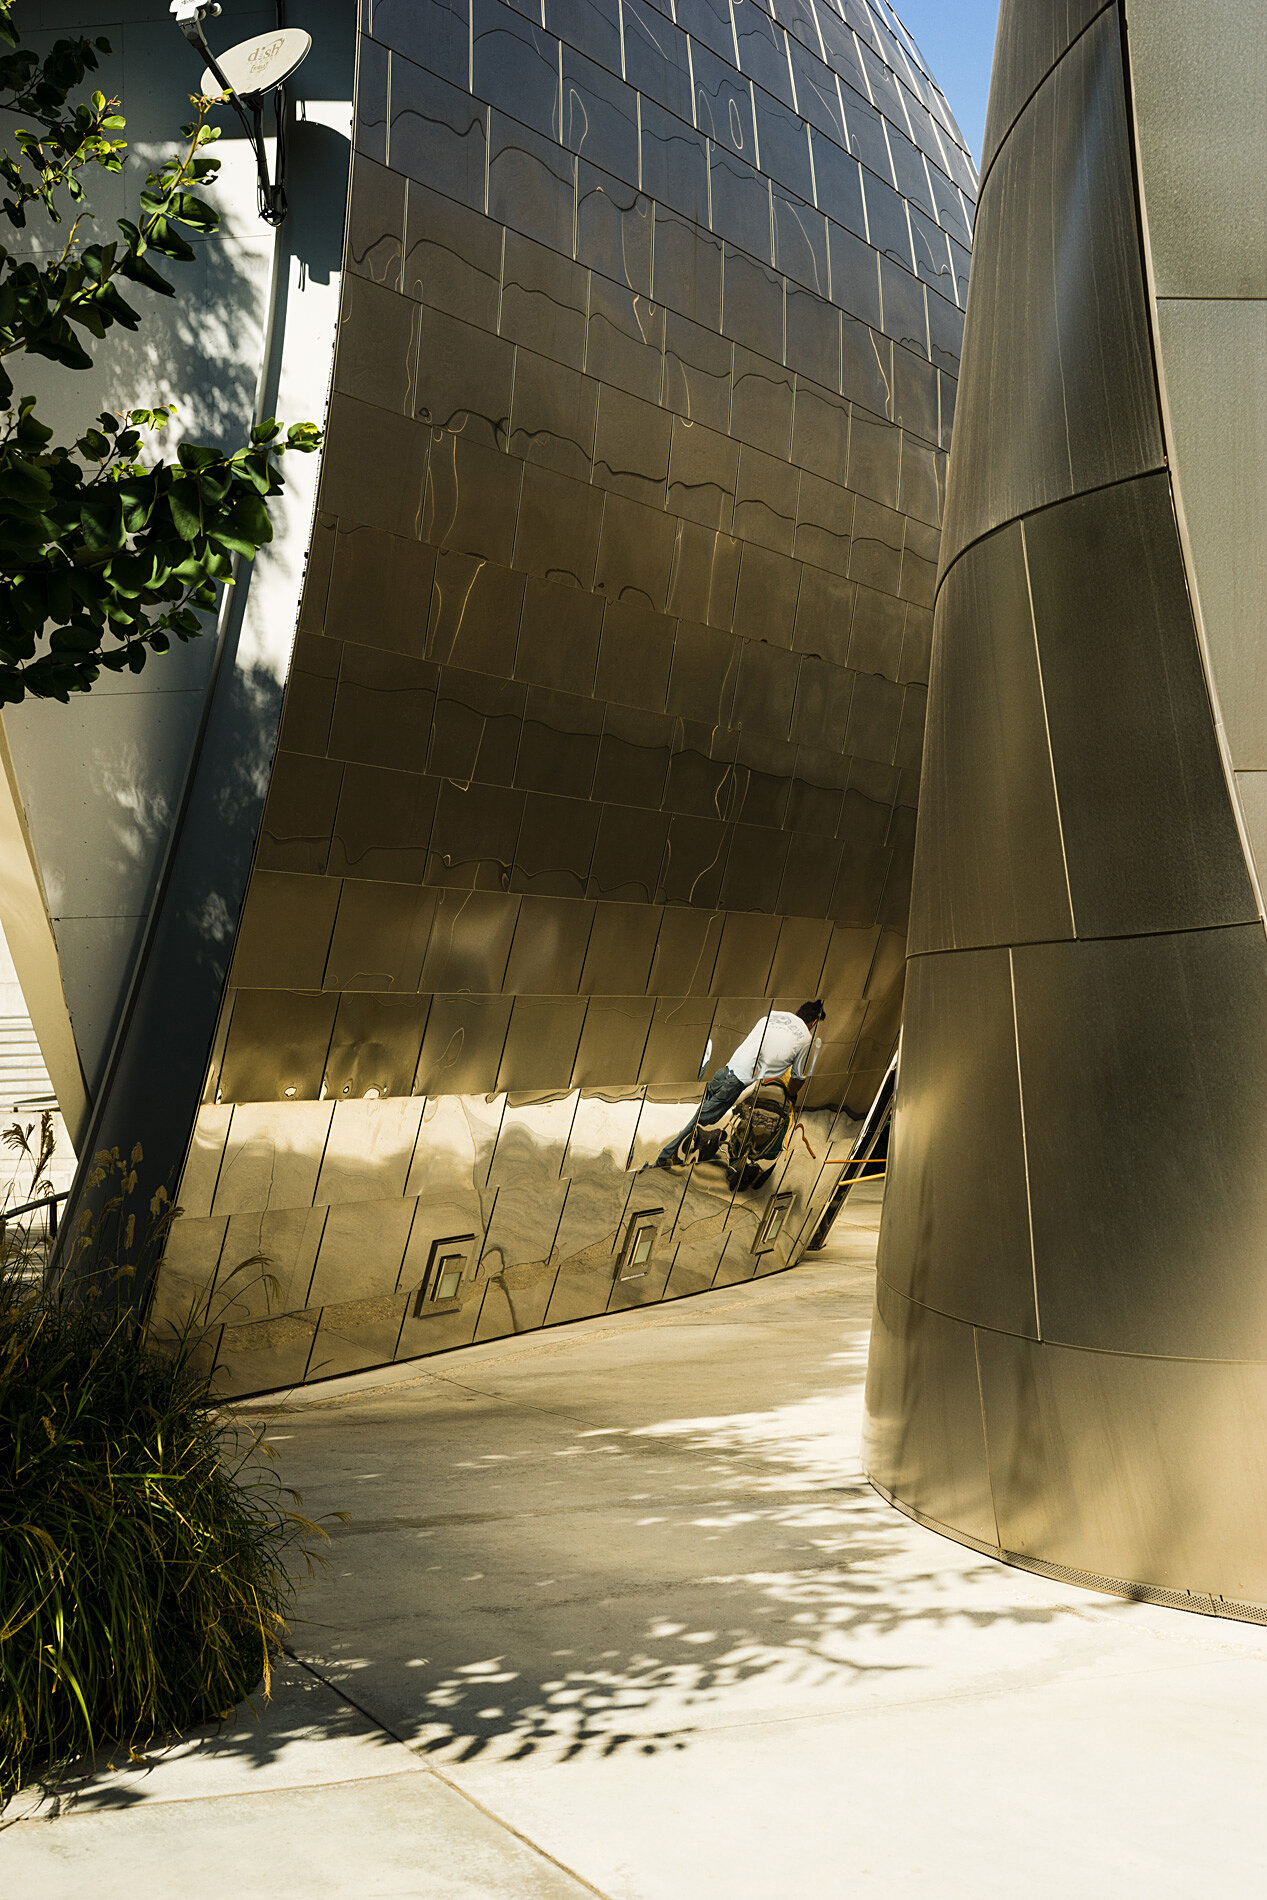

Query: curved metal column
[147,0,978,1393]
[866,0,1267,1617]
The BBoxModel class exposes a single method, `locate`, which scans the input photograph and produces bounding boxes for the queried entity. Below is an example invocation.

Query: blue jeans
[657,1066,746,1166]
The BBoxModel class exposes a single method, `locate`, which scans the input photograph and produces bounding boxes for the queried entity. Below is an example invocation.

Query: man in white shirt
[655,1000,826,1169]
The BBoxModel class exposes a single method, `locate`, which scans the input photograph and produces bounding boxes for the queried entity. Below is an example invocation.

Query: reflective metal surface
[876,947,1037,1338]
[869,0,1267,1618]
[908,522,1072,954]
[940,9,1162,571]
[136,0,975,1393]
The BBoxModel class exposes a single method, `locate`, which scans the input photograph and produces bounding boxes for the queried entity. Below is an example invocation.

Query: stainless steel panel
[908,521,1073,955]
[497,998,589,1090]
[395,1281,484,1357]
[419,890,519,993]
[595,598,675,711]
[942,11,1162,569]
[322,994,432,1102]
[403,178,502,324]
[638,994,718,1087]
[211,1102,334,1218]
[213,1313,319,1400]
[425,554,525,675]
[307,1195,418,1306]
[563,46,639,179]
[229,872,342,993]
[980,0,1110,178]
[586,277,665,406]
[652,204,723,329]
[1123,0,1267,299]
[577,162,653,297]
[977,1329,1267,1606]
[307,1293,409,1382]
[388,56,488,211]
[573,900,661,995]
[474,1177,571,1335]
[1013,924,1267,1360]
[709,912,780,996]
[138,0,970,1391]
[663,1225,730,1298]
[426,777,523,891]
[214,1206,329,1324]
[862,1276,998,1549]
[218,991,339,1104]
[415,994,514,1096]
[421,432,522,566]
[405,1091,507,1199]
[327,647,438,773]
[335,274,417,413]
[319,394,431,539]
[504,894,596,994]
[572,996,656,1085]
[666,417,739,534]
[784,286,838,389]
[593,491,679,611]
[324,877,438,995]
[1024,474,1256,938]
[325,525,437,658]
[710,146,773,262]
[144,1214,228,1337]
[774,193,829,301]
[487,113,576,253]
[516,581,604,695]
[514,686,602,799]
[562,1088,643,1178]
[314,1097,426,1206]
[664,311,733,432]
[1155,300,1267,769]
[789,382,850,485]
[499,230,589,368]
[876,946,1037,1337]
[489,1094,577,1188]
[178,1106,233,1219]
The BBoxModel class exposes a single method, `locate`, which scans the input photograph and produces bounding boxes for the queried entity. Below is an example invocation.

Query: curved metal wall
[145,0,976,1393]
[865,0,1267,1616]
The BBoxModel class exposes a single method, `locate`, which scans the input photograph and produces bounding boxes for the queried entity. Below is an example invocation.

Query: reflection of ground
[12,1192,1267,1897]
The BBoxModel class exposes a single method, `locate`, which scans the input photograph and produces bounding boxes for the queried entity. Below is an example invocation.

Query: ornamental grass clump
[0,1145,321,1799]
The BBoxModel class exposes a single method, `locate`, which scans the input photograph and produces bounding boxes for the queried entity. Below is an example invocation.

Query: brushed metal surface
[159,0,975,1394]
[977,1329,1267,1604]
[942,9,1162,569]
[1013,925,1267,1359]
[980,0,1112,179]
[1024,473,1256,939]
[863,1276,997,1549]
[876,946,1037,1337]
[908,522,1072,954]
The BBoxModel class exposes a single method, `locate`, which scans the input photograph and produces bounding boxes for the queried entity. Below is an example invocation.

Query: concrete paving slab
[13,1201,1267,1897]
[3,1770,599,1899]
[30,1657,420,1815]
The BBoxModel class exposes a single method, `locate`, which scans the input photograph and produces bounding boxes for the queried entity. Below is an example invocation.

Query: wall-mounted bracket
[169,2,311,225]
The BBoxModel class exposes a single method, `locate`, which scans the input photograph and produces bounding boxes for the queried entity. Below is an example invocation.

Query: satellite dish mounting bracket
[170,1,305,225]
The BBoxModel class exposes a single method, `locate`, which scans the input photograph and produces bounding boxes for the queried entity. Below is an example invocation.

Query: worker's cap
[800,998,827,1024]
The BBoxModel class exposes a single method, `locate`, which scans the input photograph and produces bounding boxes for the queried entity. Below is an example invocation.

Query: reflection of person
[655,1000,827,1169]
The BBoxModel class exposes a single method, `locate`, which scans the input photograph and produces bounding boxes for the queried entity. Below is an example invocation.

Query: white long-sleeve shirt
[727,1011,816,1085]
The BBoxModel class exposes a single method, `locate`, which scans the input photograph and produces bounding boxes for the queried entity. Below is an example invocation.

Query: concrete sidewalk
[9,1188,1267,1897]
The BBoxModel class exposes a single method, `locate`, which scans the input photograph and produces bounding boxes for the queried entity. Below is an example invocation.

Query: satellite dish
[200,26,311,98]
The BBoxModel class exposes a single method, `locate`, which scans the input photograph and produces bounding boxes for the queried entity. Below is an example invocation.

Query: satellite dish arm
[169,0,288,225]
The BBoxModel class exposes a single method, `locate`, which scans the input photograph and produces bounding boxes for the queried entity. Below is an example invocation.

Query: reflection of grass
[0,1146,328,1802]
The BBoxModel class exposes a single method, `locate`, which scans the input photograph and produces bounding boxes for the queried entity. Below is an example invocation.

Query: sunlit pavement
[11,1185,1267,1896]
